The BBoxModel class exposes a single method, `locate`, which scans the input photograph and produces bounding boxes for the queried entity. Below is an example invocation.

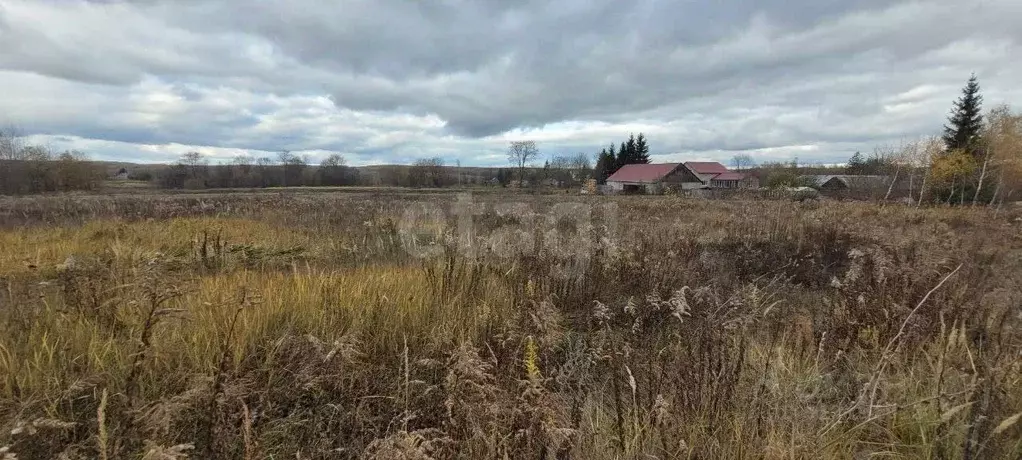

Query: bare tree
[409,157,445,187]
[909,137,943,207]
[507,140,538,186]
[876,143,906,203]
[179,151,208,178]
[549,155,572,170]
[276,150,308,187]
[20,145,52,161]
[321,153,346,168]
[0,125,25,161]
[318,153,352,186]
[731,153,755,171]
[570,152,591,170]
[276,150,293,186]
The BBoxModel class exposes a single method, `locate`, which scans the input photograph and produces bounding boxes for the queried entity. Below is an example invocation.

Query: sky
[1,0,1021,167]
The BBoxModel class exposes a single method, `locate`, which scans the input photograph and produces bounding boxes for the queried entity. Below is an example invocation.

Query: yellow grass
[1,261,511,402]
[0,217,318,277]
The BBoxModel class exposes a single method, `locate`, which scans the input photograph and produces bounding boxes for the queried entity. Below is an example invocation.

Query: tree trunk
[917,169,929,207]
[883,164,901,204]
[988,172,1003,207]
[972,148,991,206]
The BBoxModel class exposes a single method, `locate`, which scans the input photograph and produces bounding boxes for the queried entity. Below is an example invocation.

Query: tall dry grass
[0,191,1020,458]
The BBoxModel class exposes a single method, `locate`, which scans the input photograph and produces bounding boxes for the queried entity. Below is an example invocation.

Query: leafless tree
[549,155,572,170]
[873,143,905,203]
[0,125,25,161]
[276,150,308,186]
[507,140,538,186]
[730,153,755,171]
[410,157,445,187]
[321,153,346,168]
[318,153,353,186]
[898,137,943,206]
[570,152,591,171]
[179,151,207,178]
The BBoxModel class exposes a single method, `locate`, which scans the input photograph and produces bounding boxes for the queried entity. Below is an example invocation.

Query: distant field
[1,191,1020,458]
[95,181,570,196]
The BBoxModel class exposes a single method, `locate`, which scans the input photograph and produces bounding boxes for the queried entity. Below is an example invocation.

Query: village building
[801,175,891,191]
[605,161,758,194]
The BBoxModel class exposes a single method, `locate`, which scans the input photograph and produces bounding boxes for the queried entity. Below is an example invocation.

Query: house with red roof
[605,161,758,194]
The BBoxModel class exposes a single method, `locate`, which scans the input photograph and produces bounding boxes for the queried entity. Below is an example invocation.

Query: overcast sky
[2,0,1021,166]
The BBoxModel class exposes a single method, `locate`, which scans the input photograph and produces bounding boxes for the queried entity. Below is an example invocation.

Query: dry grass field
[0,190,1020,459]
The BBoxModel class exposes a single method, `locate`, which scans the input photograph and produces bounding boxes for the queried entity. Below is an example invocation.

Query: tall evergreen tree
[617,141,629,169]
[607,143,617,173]
[943,74,984,157]
[633,133,650,163]
[605,143,613,174]
[594,148,613,184]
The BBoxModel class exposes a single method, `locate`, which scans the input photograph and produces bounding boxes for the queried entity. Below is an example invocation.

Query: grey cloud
[2,0,1022,164]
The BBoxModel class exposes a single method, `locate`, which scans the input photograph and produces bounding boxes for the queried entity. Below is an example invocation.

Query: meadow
[0,190,1020,459]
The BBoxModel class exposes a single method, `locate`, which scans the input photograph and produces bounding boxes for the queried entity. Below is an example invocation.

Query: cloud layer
[2,0,1021,166]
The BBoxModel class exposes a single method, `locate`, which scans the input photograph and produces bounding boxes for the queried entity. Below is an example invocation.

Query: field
[0,190,1020,459]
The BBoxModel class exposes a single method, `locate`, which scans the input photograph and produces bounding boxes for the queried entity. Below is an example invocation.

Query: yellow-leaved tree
[929,150,978,204]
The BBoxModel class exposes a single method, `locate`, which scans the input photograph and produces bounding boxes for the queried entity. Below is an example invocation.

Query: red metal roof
[712,172,746,181]
[606,163,680,183]
[683,161,728,174]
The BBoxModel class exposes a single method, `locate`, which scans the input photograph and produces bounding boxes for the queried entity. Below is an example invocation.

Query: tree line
[155,151,360,189]
[0,126,104,195]
[151,150,595,190]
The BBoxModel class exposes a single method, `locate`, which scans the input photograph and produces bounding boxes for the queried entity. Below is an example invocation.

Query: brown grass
[0,190,1020,459]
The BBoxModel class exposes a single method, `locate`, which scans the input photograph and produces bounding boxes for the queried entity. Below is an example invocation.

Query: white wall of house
[606,181,626,191]
[606,181,667,194]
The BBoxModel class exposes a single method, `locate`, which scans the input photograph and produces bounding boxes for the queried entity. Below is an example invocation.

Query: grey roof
[802,175,891,188]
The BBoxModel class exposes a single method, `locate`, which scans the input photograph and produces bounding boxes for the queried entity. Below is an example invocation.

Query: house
[684,162,728,183]
[683,162,758,189]
[605,163,694,194]
[605,161,756,194]
[711,172,748,188]
[111,168,129,181]
[802,175,891,191]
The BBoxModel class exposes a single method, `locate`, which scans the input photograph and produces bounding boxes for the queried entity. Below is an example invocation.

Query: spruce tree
[607,143,617,173]
[594,148,613,184]
[943,74,984,157]
[617,141,629,169]
[634,133,650,163]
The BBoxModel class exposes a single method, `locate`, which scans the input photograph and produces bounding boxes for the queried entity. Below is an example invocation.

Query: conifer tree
[633,133,650,163]
[617,141,629,169]
[625,134,637,163]
[594,148,613,184]
[943,74,984,157]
